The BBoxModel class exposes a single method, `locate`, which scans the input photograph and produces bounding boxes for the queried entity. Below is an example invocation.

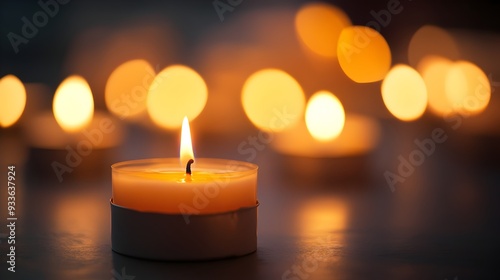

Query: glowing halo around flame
[445,61,491,115]
[305,91,345,141]
[105,59,155,120]
[337,26,391,83]
[382,65,427,121]
[0,75,26,128]
[242,69,305,132]
[147,65,207,130]
[295,3,351,58]
[53,75,94,132]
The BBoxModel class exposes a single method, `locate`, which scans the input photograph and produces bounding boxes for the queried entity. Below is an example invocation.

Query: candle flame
[53,75,94,132]
[445,61,490,115]
[0,75,26,128]
[105,59,155,120]
[337,26,391,83]
[295,3,351,58]
[242,68,305,132]
[147,65,208,130]
[305,91,345,141]
[180,116,194,167]
[381,65,427,121]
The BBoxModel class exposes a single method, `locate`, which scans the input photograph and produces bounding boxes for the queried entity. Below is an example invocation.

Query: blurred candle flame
[53,75,94,132]
[0,75,26,128]
[382,64,427,121]
[295,3,351,58]
[408,25,460,68]
[418,56,455,116]
[337,26,391,83]
[147,65,207,130]
[445,61,491,115]
[105,59,155,120]
[242,68,305,132]
[305,91,345,141]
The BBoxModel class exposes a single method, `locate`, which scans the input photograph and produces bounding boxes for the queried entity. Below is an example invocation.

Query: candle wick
[186,159,194,175]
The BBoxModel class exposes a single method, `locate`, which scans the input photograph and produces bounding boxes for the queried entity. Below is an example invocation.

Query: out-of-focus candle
[112,117,258,214]
[271,113,380,183]
[272,114,380,158]
[0,74,26,128]
[22,76,123,182]
[24,76,124,149]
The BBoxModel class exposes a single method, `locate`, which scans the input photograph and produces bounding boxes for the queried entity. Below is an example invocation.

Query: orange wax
[112,158,258,214]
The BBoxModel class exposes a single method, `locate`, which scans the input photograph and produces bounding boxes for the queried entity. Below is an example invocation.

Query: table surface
[1,121,499,280]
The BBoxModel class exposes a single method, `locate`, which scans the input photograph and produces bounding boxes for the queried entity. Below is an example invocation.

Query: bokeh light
[337,26,391,83]
[295,3,351,58]
[445,61,490,115]
[105,59,155,120]
[0,75,26,128]
[305,91,345,141]
[418,56,455,116]
[408,25,460,68]
[53,75,94,132]
[147,65,208,129]
[64,23,177,109]
[382,65,427,121]
[242,69,305,132]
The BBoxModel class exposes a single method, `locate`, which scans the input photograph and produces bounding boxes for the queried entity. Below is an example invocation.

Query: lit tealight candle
[110,116,259,261]
[112,116,258,215]
[271,92,380,183]
[22,76,124,182]
[272,91,380,158]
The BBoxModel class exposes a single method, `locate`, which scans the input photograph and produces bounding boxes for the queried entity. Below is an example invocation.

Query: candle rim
[112,157,258,177]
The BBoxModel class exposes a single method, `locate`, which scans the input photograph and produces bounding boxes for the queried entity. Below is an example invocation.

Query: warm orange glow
[299,198,347,233]
[0,75,26,128]
[105,59,155,120]
[445,61,490,115]
[295,3,351,58]
[54,193,108,262]
[53,75,94,132]
[382,65,427,121]
[242,69,305,132]
[408,25,459,67]
[305,91,345,141]
[272,114,380,158]
[147,65,207,129]
[180,116,195,167]
[337,26,391,83]
[418,56,455,116]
